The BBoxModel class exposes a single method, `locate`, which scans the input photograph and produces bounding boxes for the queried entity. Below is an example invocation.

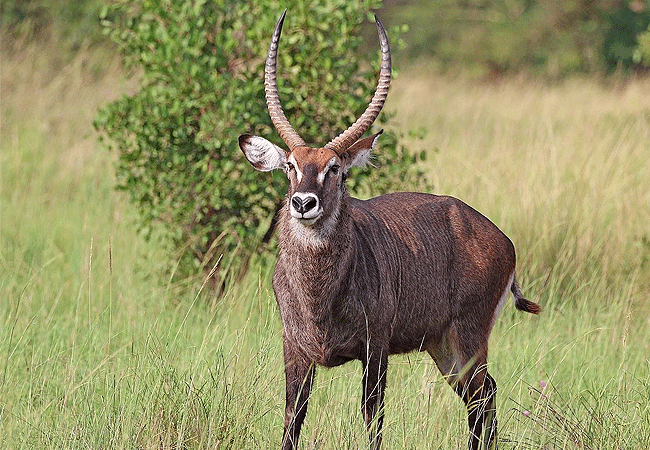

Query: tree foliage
[387,0,650,77]
[94,0,430,285]
[603,1,650,72]
[635,21,650,65]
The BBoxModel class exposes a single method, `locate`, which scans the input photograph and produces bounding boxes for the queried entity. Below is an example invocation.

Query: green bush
[603,1,650,72]
[635,23,650,66]
[385,0,650,78]
[94,0,429,287]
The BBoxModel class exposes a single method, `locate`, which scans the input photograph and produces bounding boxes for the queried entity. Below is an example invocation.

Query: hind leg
[427,328,497,450]
[457,367,497,450]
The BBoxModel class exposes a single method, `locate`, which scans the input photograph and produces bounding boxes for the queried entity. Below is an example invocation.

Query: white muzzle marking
[290,192,322,222]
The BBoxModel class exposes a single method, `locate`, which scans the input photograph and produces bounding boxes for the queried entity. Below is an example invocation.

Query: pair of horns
[265,10,392,154]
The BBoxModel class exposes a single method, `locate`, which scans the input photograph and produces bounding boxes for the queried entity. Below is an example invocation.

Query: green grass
[2,40,650,448]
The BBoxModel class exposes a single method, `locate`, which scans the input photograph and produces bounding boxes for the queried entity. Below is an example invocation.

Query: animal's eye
[329,164,340,176]
[286,162,295,172]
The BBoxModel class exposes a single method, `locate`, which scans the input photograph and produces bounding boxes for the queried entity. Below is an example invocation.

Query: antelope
[238,11,540,450]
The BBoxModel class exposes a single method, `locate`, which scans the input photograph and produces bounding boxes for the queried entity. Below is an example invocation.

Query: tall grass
[2,39,649,448]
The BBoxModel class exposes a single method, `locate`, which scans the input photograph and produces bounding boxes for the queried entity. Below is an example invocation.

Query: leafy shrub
[603,1,650,72]
[635,22,650,66]
[386,0,650,78]
[95,0,430,287]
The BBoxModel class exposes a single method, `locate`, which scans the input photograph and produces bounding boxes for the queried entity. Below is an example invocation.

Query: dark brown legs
[281,347,315,450]
[282,337,496,450]
[455,368,498,450]
[361,347,388,450]
[427,327,498,450]
[281,343,389,450]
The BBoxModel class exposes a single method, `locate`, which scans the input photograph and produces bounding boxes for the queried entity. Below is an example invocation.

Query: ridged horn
[265,10,307,150]
[325,14,391,154]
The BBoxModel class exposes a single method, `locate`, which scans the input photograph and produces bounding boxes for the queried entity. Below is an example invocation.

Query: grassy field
[2,38,650,449]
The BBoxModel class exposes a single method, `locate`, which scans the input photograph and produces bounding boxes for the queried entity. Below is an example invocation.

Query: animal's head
[239,11,391,230]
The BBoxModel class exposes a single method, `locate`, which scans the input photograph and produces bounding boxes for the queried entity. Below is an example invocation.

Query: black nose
[291,196,304,213]
[291,195,318,214]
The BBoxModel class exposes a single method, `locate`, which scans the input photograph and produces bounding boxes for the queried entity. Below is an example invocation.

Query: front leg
[282,340,315,450]
[361,346,388,450]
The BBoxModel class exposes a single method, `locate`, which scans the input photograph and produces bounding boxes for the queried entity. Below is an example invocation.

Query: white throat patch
[287,206,339,249]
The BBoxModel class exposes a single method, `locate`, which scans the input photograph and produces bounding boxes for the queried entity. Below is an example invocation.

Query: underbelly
[388,328,441,355]
[292,333,359,367]
[319,353,355,368]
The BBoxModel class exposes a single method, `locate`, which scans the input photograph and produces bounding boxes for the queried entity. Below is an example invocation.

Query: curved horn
[265,10,307,150]
[326,15,391,154]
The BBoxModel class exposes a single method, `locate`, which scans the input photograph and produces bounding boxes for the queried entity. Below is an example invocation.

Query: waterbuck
[238,11,540,450]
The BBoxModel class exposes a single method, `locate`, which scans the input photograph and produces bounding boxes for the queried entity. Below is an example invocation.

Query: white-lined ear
[238,134,287,172]
[341,130,383,172]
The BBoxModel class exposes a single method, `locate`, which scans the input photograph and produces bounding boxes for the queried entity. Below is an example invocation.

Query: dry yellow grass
[1,39,136,177]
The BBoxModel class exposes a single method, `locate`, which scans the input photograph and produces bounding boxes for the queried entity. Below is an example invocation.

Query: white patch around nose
[290,192,321,220]
[317,157,339,185]
[287,154,303,183]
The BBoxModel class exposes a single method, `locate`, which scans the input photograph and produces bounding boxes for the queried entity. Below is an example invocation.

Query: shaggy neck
[278,198,354,301]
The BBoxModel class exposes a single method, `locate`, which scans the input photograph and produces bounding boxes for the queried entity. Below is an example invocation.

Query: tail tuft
[511,277,541,315]
[515,297,541,315]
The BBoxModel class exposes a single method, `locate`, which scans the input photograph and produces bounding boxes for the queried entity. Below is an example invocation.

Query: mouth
[290,211,322,227]
[297,217,319,226]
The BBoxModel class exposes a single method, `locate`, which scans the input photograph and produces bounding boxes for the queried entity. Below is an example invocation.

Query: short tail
[511,277,541,315]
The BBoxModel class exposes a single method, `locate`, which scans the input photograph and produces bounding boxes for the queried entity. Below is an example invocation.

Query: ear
[341,129,383,172]
[238,134,287,172]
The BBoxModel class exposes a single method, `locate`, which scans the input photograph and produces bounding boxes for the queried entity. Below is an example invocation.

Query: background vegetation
[384,0,650,77]
[2,0,650,448]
